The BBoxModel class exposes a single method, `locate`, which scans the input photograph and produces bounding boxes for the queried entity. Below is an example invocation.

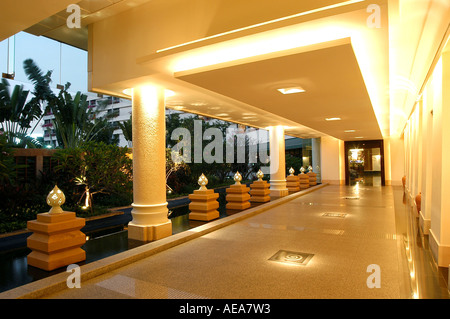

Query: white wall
[320,135,344,185]
[403,52,450,267]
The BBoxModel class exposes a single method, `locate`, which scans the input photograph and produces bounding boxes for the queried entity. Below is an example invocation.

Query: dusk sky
[0,31,88,93]
[1,31,91,137]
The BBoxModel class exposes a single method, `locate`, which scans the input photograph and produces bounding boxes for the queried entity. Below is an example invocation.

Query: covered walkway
[3,184,448,299]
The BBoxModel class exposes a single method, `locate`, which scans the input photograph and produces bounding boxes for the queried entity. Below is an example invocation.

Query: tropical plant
[46,84,119,148]
[0,132,16,184]
[52,142,133,214]
[0,78,42,146]
[0,59,58,148]
[118,116,132,147]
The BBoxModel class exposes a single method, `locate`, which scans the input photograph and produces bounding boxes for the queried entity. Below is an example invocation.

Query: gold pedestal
[188,189,220,221]
[307,172,317,186]
[250,180,271,203]
[286,175,300,192]
[226,184,251,210]
[299,173,310,190]
[27,211,86,271]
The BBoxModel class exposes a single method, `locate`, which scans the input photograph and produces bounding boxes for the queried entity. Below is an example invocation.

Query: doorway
[345,140,385,186]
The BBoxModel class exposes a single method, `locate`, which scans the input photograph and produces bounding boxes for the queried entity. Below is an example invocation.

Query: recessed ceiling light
[344,130,356,132]
[277,87,305,95]
[325,117,341,121]
[354,136,364,139]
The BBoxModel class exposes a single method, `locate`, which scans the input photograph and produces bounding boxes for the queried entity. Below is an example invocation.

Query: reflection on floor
[350,172,382,187]
[394,189,449,298]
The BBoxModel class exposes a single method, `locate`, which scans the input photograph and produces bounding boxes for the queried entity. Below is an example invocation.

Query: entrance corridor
[35,185,450,299]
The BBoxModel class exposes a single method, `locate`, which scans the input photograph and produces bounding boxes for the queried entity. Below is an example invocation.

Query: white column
[312,138,321,183]
[128,85,172,242]
[268,125,288,198]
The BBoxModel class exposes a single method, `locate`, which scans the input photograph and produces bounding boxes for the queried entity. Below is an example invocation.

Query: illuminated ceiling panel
[175,39,382,141]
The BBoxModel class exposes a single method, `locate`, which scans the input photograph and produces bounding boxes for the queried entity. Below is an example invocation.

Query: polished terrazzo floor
[43,184,449,299]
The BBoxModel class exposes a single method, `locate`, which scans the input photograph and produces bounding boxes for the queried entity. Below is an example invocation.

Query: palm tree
[118,116,132,147]
[17,59,119,149]
[50,87,120,148]
[0,59,58,148]
[0,78,42,146]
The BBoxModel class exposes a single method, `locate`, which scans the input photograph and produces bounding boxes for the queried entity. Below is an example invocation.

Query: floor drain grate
[322,213,347,218]
[268,250,314,266]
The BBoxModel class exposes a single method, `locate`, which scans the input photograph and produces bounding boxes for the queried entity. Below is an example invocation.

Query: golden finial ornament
[308,165,313,172]
[198,173,208,190]
[234,171,242,185]
[289,167,295,176]
[256,169,264,181]
[300,166,305,174]
[46,185,65,214]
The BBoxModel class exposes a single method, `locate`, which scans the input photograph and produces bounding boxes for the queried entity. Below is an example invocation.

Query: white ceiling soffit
[173,38,382,141]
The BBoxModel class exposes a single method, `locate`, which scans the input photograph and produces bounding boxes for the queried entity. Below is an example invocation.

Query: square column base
[307,172,317,186]
[270,189,289,198]
[226,184,251,210]
[188,189,220,221]
[189,211,220,221]
[27,211,86,271]
[286,175,300,192]
[27,248,85,272]
[128,220,172,242]
[299,174,310,189]
[250,180,270,202]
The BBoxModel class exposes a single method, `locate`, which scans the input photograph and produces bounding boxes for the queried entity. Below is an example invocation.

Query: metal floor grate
[322,212,347,218]
[268,250,314,266]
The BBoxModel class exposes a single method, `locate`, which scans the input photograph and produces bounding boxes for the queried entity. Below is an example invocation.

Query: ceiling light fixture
[325,117,341,121]
[344,130,356,132]
[277,87,305,95]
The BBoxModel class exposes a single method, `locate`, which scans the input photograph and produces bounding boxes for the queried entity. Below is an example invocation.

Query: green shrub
[52,141,133,212]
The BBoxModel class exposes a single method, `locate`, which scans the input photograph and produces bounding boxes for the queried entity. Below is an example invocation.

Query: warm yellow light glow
[138,85,164,118]
[344,130,356,133]
[350,149,361,161]
[165,89,176,98]
[157,0,365,54]
[172,24,351,73]
[277,87,305,94]
[124,88,174,98]
[325,117,341,121]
